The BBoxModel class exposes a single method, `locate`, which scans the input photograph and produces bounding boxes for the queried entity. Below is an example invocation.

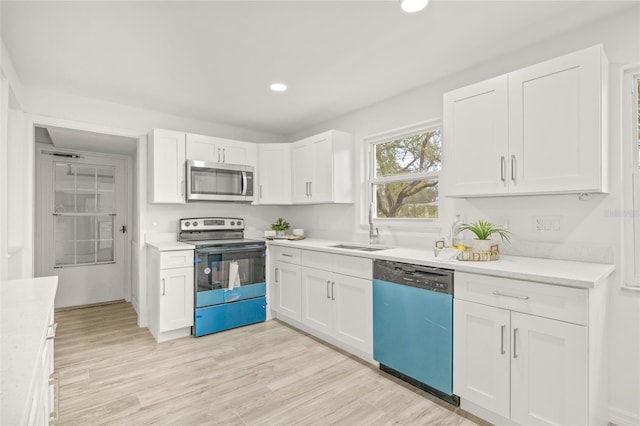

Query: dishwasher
[373,260,459,406]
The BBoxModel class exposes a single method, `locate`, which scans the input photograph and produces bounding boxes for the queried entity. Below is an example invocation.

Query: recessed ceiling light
[400,0,429,13]
[270,82,288,92]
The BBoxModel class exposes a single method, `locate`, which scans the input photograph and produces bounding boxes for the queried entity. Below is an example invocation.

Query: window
[53,162,116,266]
[369,122,441,219]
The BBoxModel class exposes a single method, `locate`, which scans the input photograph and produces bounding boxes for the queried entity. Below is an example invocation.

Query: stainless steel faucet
[369,203,380,245]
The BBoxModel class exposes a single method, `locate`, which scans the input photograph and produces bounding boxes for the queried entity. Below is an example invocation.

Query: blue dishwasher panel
[373,278,453,395]
[194,297,266,337]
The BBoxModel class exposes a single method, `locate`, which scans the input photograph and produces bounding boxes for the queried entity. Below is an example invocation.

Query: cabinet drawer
[160,250,194,269]
[270,246,301,265]
[301,250,372,280]
[455,272,587,325]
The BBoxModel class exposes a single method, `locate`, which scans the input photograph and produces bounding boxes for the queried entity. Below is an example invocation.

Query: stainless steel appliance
[373,260,459,406]
[186,160,254,202]
[178,217,266,336]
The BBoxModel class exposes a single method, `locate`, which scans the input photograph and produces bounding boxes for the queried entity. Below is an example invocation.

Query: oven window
[215,169,242,195]
[195,249,266,292]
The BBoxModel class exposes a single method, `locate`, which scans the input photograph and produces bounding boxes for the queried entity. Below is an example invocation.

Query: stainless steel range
[178,217,266,337]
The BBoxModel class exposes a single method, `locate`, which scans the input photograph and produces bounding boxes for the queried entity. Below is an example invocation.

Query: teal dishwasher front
[373,260,458,405]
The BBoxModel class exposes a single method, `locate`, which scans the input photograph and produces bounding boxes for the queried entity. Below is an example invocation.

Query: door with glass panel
[37,151,128,308]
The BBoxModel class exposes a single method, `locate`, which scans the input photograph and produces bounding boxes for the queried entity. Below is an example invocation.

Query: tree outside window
[370,127,441,219]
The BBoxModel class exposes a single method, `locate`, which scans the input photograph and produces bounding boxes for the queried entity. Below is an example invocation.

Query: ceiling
[1,1,634,136]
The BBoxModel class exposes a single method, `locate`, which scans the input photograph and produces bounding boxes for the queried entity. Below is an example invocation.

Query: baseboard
[609,406,640,426]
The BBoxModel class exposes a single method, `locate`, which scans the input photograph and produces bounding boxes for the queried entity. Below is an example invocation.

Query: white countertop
[146,241,195,251]
[268,239,614,289]
[1,276,58,425]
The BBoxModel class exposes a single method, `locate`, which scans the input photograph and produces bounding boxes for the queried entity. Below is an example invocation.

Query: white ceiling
[1,1,634,136]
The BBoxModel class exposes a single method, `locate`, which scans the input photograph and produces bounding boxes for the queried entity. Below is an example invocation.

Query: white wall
[288,7,640,423]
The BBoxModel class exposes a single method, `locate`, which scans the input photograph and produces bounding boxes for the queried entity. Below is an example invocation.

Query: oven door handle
[196,245,265,255]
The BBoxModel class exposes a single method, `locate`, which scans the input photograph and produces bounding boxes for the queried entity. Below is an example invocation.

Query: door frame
[26,115,145,312]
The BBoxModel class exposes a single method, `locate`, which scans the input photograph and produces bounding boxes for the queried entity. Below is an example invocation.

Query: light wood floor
[54,302,488,425]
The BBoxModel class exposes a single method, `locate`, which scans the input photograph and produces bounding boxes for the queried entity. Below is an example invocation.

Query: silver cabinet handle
[275,268,279,283]
[493,290,529,300]
[309,181,312,198]
[46,323,58,340]
[326,280,331,299]
[260,184,263,200]
[162,278,166,296]
[217,148,221,162]
[511,155,516,181]
[282,253,293,258]
[305,182,310,197]
[49,373,60,422]
[331,282,335,300]
[222,148,226,163]
[500,156,506,182]
[180,180,185,196]
[513,328,519,359]
[500,325,506,355]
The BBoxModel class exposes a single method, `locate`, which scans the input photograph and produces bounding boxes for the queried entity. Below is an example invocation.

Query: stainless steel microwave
[186,160,254,202]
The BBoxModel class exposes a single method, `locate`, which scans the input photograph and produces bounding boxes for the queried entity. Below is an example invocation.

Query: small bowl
[292,228,305,236]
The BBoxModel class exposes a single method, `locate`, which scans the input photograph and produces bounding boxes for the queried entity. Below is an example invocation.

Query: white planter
[472,239,494,253]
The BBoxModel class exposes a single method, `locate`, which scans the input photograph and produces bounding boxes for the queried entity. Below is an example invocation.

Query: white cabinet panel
[454,299,510,419]
[292,141,314,203]
[147,129,186,204]
[301,267,333,335]
[256,143,291,204]
[186,133,257,166]
[159,267,194,332]
[510,312,587,426]
[332,273,372,354]
[275,260,302,322]
[444,75,509,196]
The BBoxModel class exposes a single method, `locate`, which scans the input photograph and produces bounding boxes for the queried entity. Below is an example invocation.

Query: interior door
[37,150,128,308]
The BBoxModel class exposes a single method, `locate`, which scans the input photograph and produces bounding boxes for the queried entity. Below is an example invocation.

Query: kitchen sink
[330,244,388,252]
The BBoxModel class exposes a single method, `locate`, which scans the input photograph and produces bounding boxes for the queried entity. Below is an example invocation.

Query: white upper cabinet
[147,129,186,204]
[256,143,291,204]
[291,130,354,204]
[444,45,608,197]
[186,133,257,166]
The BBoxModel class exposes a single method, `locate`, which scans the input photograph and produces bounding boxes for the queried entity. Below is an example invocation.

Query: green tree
[375,130,441,218]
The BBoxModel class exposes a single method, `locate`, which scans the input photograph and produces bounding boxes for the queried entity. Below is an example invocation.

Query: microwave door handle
[241,171,248,196]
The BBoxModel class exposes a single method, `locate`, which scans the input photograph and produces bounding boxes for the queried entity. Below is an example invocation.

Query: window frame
[365,119,442,225]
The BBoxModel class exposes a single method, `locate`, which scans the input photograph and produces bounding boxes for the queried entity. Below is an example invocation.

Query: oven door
[186,160,254,202]
[194,244,266,308]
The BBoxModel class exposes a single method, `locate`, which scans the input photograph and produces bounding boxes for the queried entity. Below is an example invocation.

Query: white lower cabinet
[268,245,373,361]
[454,271,603,426]
[147,247,194,342]
[301,266,372,354]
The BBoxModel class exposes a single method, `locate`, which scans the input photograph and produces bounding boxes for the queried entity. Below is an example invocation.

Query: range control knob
[237,220,242,226]
[184,221,191,227]
[230,221,235,226]
[192,221,198,227]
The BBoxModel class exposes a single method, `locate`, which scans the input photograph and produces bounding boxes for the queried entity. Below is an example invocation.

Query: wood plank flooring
[54,302,488,425]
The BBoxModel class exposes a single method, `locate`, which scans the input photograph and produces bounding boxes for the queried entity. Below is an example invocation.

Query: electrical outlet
[533,216,561,232]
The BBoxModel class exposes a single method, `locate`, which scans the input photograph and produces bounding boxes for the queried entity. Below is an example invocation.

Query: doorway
[34,125,136,308]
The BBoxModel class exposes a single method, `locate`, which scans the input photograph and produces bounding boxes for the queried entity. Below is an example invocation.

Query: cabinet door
[443,75,509,196]
[257,144,291,204]
[301,267,333,335]
[453,299,510,419]
[332,274,372,354]
[291,141,313,203]
[508,46,604,194]
[510,312,587,426]
[309,134,333,202]
[218,140,256,166]
[186,133,218,162]
[159,267,194,332]
[275,261,302,322]
[148,129,186,204]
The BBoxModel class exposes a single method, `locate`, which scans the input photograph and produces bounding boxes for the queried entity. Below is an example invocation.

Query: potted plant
[457,219,511,252]
[271,217,290,237]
